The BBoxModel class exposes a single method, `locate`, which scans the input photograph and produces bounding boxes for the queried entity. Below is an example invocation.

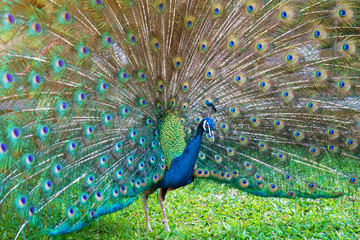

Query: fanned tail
[0,0,168,237]
[184,0,360,199]
[0,0,359,238]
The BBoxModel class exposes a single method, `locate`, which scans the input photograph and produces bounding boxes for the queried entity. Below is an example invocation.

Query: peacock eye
[32,22,41,33]
[0,143,7,154]
[3,73,13,84]
[62,12,71,22]
[5,13,15,25]
[80,46,88,55]
[32,75,41,84]
[11,128,20,139]
[105,36,112,44]
[41,126,49,136]
[339,8,346,17]
[314,30,320,38]
[78,93,86,100]
[128,34,136,43]
[56,59,64,68]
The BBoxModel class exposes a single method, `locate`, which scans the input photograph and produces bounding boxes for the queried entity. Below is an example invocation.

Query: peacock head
[202,117,215,141]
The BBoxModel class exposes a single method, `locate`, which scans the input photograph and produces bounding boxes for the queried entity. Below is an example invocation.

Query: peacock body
[0,0,359,238]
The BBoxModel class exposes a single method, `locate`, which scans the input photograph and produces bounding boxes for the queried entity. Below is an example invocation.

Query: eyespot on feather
[151,38,161,51]
[239,178,249,188]
[239,135,249,146]
[281,90,294,102]
[128,33,137,44]
[293,130,304,141]
[334,6,353,22]
[4,13,15,25]
[61,12,71,22]
[104,36,113,45]
[258,142,268,151]
[16,196,28,208]
[184,16,195,30]
[308,182,317,191]
[278,6,294,22]
[258,79,271,91]
[349,176,358,185]
[284,173,292,181]
[311,26,327,40]
[269,183,278,193]
[274,120,285,130]
[327,128,339,139]
[226,147,235,156]
[94,191,103,202]
[203,169,210,178]
[345,138,358,150]
[173,57,183,69]
[327,144,339,153]
[227,36,238,50]
[306,101,319,112]
[337,80,351,92]
[287,191,296,198]
[205,68,215,79]
[254,40,269,54]
[225,172,232,181]
[199,40,208,52]
[232,170,240,178]
[254,173,262,181]
[244,161,252,170]
[234,73,246,86]
[212,3,223,18]
[31,22,42,34]
[245,1,258,14]
[194,168,204,178]
[157,80,165,92]
[309,146,320,157]
[250,116,261,127]
[277,152,287,161]
[229,106,240,117]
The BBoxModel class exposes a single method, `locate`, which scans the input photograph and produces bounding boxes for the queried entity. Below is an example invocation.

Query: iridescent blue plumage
[158,118,214,189]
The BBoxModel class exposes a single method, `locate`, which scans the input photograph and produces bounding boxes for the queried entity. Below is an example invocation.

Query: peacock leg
[141,191,153,232]
[158,188,170,232]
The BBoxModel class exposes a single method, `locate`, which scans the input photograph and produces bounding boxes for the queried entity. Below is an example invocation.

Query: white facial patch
[203,120,208,131]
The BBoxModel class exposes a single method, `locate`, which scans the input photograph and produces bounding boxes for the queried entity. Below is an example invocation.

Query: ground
[49,181,359,240]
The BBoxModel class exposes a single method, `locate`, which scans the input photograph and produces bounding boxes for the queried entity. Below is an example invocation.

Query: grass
[22,181,357,240]
[1,181,359,239]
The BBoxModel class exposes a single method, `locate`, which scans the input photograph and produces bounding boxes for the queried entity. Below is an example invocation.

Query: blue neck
[185,123,205,163]
[156,122,205,189]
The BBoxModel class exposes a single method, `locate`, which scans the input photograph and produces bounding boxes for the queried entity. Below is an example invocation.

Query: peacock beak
[209,130,214,142]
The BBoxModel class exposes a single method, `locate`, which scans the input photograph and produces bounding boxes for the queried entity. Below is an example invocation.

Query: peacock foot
[162,220,170,232]
[146,225,153,232]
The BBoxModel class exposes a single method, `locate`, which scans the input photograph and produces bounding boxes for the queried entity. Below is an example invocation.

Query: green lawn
[42,181,360,240]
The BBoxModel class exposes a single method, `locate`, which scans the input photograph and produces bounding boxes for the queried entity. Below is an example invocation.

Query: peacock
[0,0,359,238]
